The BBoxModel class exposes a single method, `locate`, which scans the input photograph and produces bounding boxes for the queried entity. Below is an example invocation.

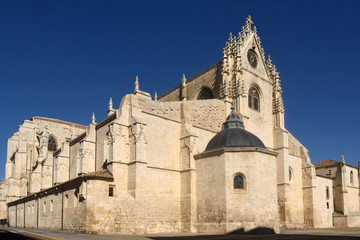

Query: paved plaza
[1,227,360,240]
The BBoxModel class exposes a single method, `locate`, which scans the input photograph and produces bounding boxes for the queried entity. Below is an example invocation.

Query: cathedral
[1,16,360,234]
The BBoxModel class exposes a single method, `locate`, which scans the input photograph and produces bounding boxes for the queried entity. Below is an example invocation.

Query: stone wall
[224,150,279,233]
[195,148,279,233]
[196,154,226,233]
[313,175,334,228]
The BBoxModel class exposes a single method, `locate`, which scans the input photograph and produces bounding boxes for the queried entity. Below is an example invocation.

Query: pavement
[1,226,360,240]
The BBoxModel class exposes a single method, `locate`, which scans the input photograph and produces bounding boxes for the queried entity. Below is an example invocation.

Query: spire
[134,76,139,93]
[154,92,158,101]
[109,97,113,110]
[92,112,96,124]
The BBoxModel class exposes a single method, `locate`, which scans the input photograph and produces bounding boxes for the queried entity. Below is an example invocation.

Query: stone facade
[1,16,360,234]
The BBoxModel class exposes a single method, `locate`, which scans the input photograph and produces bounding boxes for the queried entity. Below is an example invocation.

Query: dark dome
[205,105,265,151]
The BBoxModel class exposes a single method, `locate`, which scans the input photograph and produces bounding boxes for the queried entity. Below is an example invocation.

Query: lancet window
[48,135,57,151]
[248,87,260,111]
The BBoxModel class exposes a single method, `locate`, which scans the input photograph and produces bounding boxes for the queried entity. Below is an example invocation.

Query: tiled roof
[314,159,339,168]
[82,169,113,179]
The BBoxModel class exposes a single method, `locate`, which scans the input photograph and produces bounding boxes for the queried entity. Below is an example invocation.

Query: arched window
[248,87,260,111]
[289,167,293,182]
[48,135,57,151]
[234,175,244,189]
[350,171,354,185]
[197,87,214,100]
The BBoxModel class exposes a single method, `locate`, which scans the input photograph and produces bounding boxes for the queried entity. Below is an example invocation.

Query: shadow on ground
[0,229,36,240]
[150,227,360,240]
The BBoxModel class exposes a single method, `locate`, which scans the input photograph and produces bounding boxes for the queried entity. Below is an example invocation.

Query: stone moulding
[31,116,87,130]
[7,170,114,207]
[53,148,62,156]
[194,147,278,160]
[69,132,86,146]
[95,113,117,130]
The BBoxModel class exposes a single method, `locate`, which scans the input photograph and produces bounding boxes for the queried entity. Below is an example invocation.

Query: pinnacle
[134,76,139,93]
[182,73,186,83]
[154,92,158,101]
[92,112,96,124]
[228,32,234,43]
[109,97,113,110]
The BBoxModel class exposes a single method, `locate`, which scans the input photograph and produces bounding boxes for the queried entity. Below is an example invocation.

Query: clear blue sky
[1,0,360,180]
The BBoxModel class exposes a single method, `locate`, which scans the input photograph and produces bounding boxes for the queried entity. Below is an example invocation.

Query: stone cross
[246,15,253,29]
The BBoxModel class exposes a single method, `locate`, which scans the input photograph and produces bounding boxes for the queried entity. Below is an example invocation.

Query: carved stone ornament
[83,148,93,157]
[107,124,119,144]
[273,96,285,114]
[131,124,148,144]
[183,137,198,154]
[78,143,84,162]
[36,126,49,164]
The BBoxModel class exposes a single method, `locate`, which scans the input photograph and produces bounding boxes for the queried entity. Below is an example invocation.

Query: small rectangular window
[326,186,330,200]
[50,200,53,212]
[327,202,329,209]
[109,185,114,197]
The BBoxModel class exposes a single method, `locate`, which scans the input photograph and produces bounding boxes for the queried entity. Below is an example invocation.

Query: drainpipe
[15,205,17,228]
[61,191,64,230]
[36,198,39,229]
[23,202,25,228]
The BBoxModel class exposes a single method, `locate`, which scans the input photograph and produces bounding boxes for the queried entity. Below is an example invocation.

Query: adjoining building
[1,16,359,234]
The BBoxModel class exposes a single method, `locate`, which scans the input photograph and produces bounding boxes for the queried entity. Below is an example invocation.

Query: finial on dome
[231,102,235,112]
[92,112,96,124]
